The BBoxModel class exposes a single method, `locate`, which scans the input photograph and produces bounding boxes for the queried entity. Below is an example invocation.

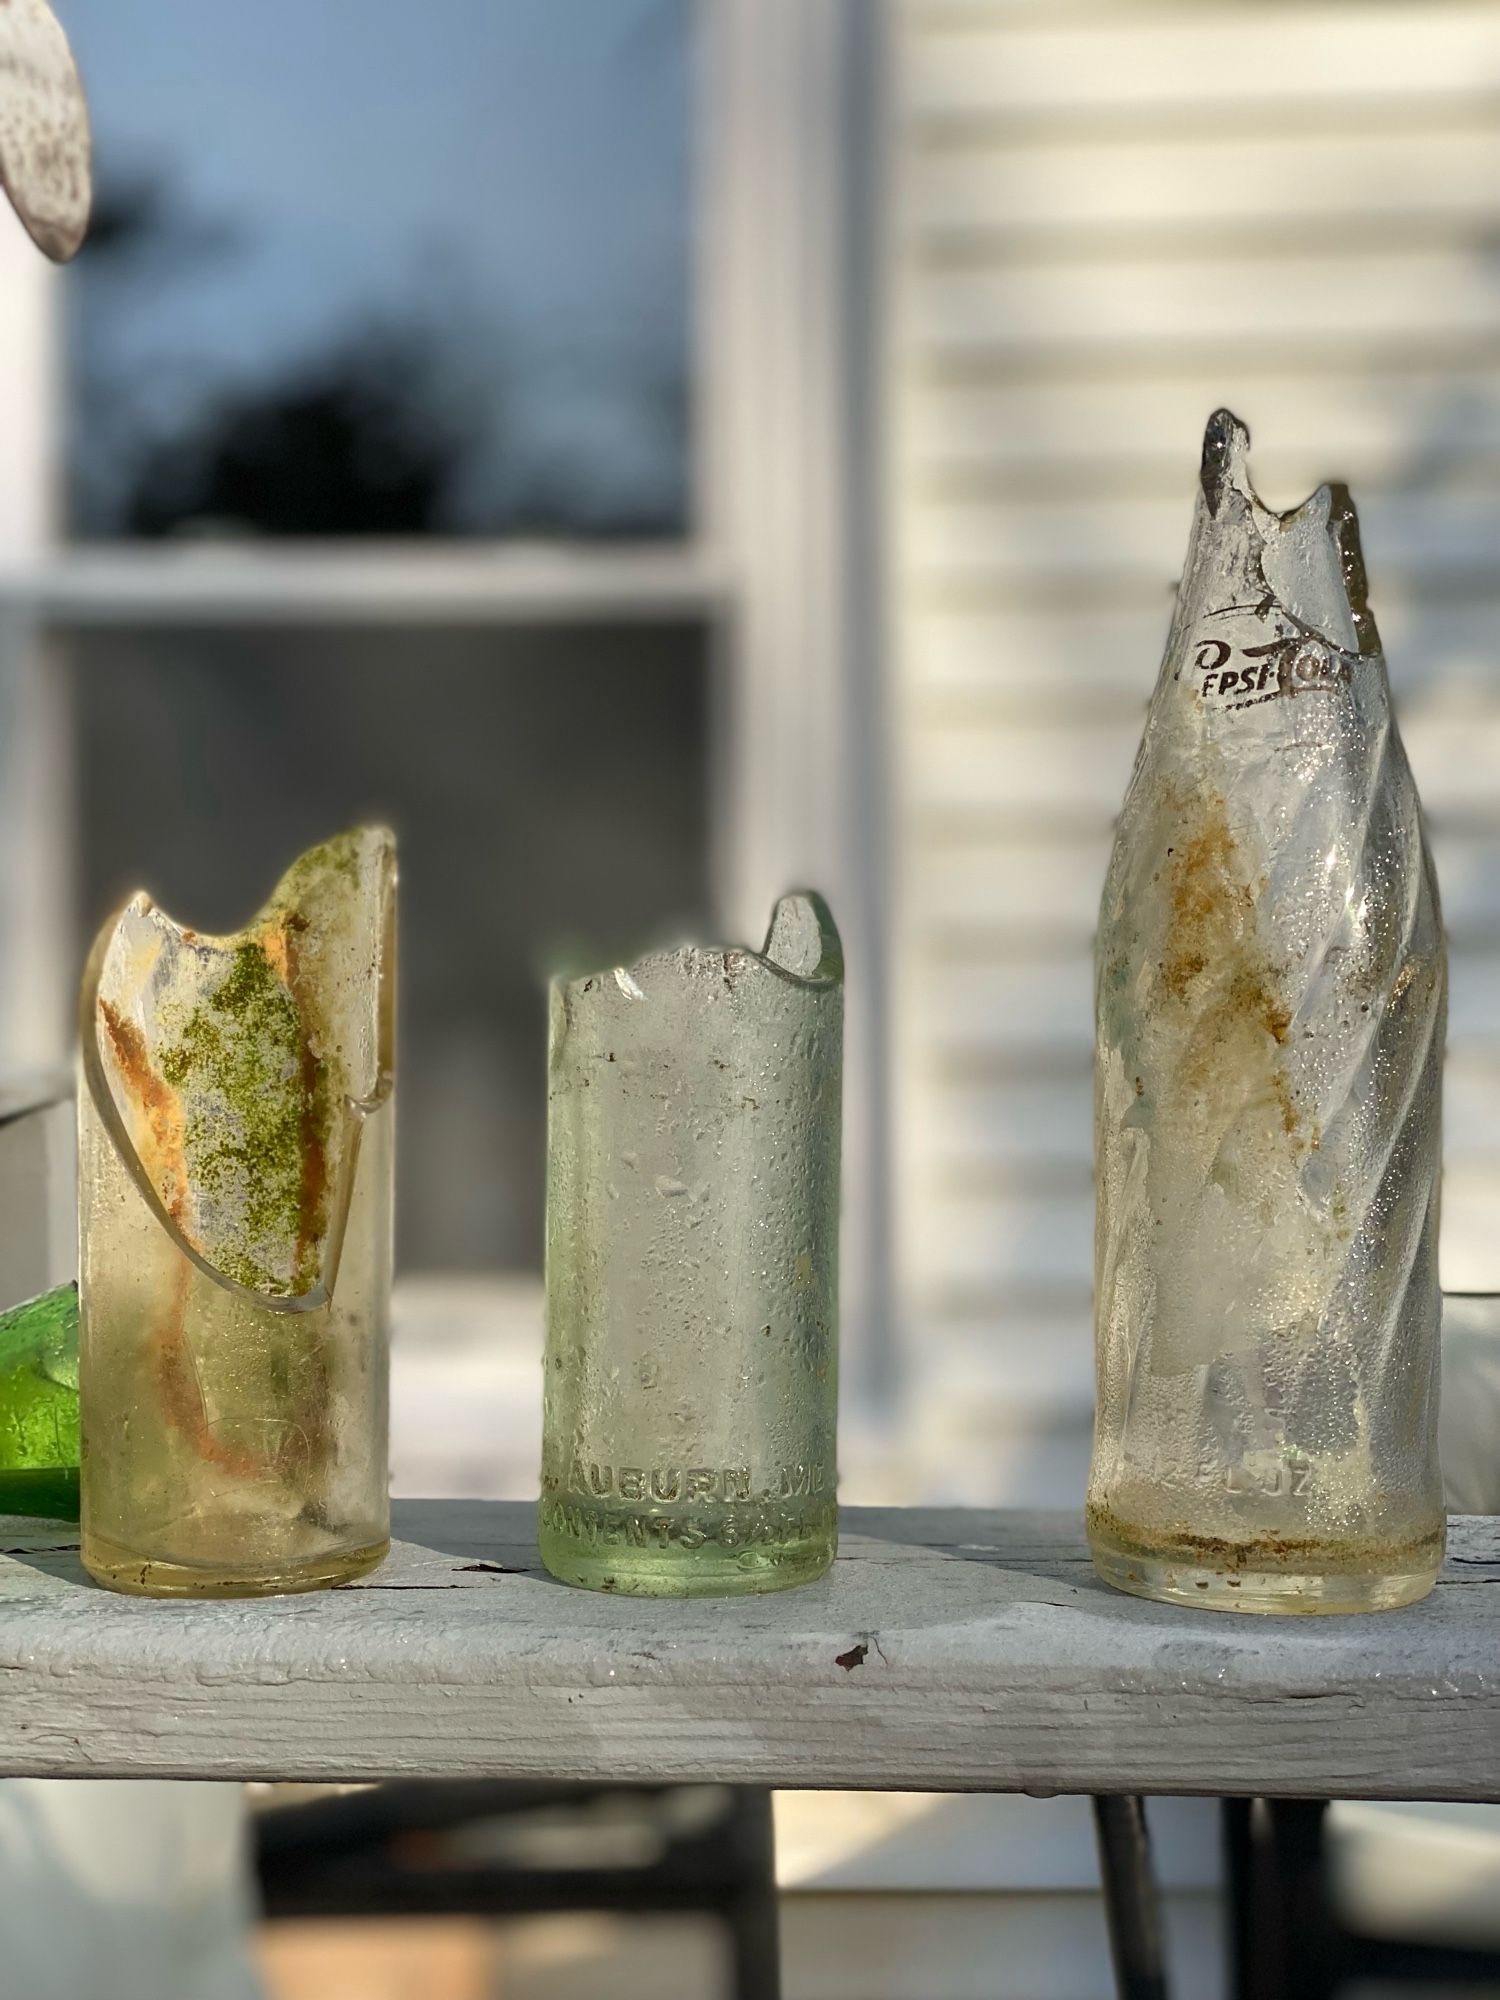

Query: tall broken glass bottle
[540,894,843,1596]
[1088,412,1446,1614]
[79,828,396,1597]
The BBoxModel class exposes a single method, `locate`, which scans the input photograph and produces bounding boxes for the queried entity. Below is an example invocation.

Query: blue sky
[62,0,693,532]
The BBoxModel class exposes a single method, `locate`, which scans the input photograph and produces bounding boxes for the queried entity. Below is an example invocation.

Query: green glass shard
[0,1282,79,1519]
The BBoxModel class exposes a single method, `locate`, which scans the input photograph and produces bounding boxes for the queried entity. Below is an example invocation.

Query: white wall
[886,0,1500,1503]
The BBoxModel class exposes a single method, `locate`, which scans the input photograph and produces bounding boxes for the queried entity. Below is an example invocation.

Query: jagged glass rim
[1198,406,1381,662]
[553,890,844,1002]
[78,828,397,1314]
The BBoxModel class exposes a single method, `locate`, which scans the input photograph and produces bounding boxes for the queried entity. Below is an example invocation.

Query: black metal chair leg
[1093,1795,1170,2000]
[1264,1800,1338,2000]
[1222,1798,1257,2000]
[725,1787,782,2000]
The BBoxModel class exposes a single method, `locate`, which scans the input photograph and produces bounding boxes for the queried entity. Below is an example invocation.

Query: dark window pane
[68,625,712,1269]
[64,0,692,540]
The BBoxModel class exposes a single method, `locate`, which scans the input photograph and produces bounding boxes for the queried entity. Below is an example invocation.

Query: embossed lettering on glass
[79,828,396,1597]
[540,894,843,1596]
[1089,412,1446,1614]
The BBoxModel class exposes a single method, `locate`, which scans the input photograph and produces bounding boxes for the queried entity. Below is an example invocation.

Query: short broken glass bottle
[540,894,843,1596]
[1088,412,1446,1614]
[79,828,396,1597]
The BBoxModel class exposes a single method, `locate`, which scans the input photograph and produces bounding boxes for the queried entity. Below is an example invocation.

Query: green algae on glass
[157,942,327,1296]
[0,1282,79,1519]
[86,825,394,1307]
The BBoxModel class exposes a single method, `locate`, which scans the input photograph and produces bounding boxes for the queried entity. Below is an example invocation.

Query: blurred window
[0,3,876,1483]
[68,627,712,1273]
[49,0,709,1279]
[63,0,692,540]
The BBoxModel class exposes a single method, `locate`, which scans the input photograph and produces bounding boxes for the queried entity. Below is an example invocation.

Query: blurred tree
[122,323,467,538]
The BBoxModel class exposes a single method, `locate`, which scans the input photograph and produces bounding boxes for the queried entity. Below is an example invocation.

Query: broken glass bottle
[540,894,843,1596]
[79,828,396,1596]
[1088,411,1446,1614]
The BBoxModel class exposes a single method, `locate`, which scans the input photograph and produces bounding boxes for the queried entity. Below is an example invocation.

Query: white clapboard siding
[909,492,1500,582]
[907,605,1173,699]
[1439,1165,1500,1291]
[889,0,1500,1478]
[913,1312,1097,1418]
[911,835,1500,958]
[908,10,1500,114]
[918,948,1500,1053]
[911,1069,1094,1180]
[910,834,1114,932]
[914,255,1500,359]
[912,379,1500,476]
[910,1186,1095,1294]
[907,1046,1500,1198]
[912,129,1500,235]
[915,953,1094,1056]
[911,599,1500,703]
[1433,832,1500,941]
[909,700,1500,821]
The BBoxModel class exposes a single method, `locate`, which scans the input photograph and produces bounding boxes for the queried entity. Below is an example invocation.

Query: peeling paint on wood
[0,1503,1492,1797]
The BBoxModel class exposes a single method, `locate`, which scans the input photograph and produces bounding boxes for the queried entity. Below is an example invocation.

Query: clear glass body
[79,828,396,1597]
[540,893,843,1596]
[1089,412,1447,1615]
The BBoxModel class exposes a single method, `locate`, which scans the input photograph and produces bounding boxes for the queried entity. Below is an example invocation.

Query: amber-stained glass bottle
[1089,413,1446,1614]
[79,828,396,1597]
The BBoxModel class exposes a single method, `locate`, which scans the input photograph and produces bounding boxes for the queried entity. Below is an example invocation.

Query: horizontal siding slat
[908,1168,1500,1297]
[908,13,1500,114]
[912,450,1500,504]
[1433,832,1500,939]
[901,606,1172,695]
[910,948,1500,1049]
[903,489,1500,581]
[907,837,1114,931]
[1437,1164,1500,1290]
[905,492,1500,583]
[911,832,1500,941]
[905,700,1500,824]
[910,1071,1094,1179]
[904,377,1500,475]
[912,255,1500,353]
[915,1326,1096,1425]
[908,129,1500,233]
[918,219,1500,270]
[913,332,1500,388]
[905,1044,1500,1189]
[913,956,1092,1052]
[907,717,1138,814]
[911,97,1500,155]
[905,600,1500,702]
[907,1187,1093,1291]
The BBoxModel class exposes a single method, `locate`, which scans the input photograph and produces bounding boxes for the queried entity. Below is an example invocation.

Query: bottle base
[539,1520,835,1597]
[82,1535,389,1599]
[1087,1518,1441,1615]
